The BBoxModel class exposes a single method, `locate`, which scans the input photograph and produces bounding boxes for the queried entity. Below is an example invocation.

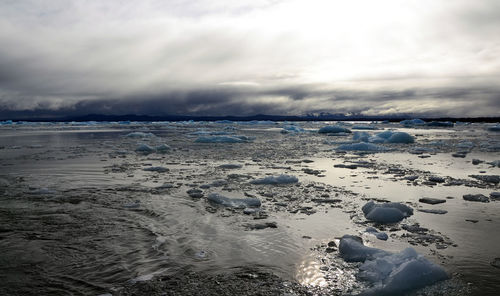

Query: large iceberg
[250,174,299,185]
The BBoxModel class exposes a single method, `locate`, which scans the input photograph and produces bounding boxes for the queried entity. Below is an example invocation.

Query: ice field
[0,120,499,295]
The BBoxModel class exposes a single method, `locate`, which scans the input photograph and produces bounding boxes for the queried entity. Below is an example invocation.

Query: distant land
[1,113,499,123]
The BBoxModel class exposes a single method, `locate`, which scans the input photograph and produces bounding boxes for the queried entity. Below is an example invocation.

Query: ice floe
[463,194,489,203]
[339,235,449,295]
[362,201,413,223]
[250,174,299,185]
[143,166,169,173]
[487,125,500,132]
[357,246,448,295]
[135,144,155,154]
[281,125,305,133]
[125,132,156,138]
[155,144,171,153]
[400,118,425,126]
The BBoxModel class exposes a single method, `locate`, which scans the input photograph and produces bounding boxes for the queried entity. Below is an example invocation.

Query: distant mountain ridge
[2,113,499,123]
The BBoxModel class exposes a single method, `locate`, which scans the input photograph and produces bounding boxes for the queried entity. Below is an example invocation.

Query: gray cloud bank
[1,0,499,118]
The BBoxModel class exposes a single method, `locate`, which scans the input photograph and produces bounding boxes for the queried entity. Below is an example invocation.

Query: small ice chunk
[318,125,352,134]
[357,247,449,295]
[365,227,388,240]
[490,192,500,199]
[210,179,228,187]
[463,194,489,203]
[130,273,155,283]
[207,193,261,208]
[123,201,140,208]
[428,176,445,183]
[487,125,500,132]
[409,147,435,154]
[336,142,388,152]
[362,201,413,223]
[187,188,204,198]
[282,125,305,133]
[374,130,394,139]
[385,132,415,144]
[218,164,243,169]
[418,209,448,214]
[366,207,406,223]
[353,131,371,142]
[155,144,171,153]
[419,197,446,205]
[143,166,169,173]
[470,175,500,184]
[135,144,155,154]
[125,132,156,138]
[250,174,299,185]
[339,235,389,262]
[400,118,425,126]
[362,201,413,216]
[157,183,174,189]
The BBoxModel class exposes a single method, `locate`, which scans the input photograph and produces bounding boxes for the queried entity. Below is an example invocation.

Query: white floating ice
[385,132,415,144]
[135,143,155,154]
[318,125,352,134]
[143,166,169,173]
[362,201,413,223]
[125,132,156,138]
[250,174,299,185]
[339,235,449,295]
[358,248,449,295]
[155,144,171,153]
[339,235,390,262]
[400,118,425,126]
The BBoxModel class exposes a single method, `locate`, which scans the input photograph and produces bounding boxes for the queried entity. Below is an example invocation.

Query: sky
[1,0,499,118]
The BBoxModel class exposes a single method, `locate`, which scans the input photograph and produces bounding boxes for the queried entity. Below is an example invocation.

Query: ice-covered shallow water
[0,121,499,295]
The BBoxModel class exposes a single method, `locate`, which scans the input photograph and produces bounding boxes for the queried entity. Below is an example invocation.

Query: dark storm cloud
[0,0,499,118]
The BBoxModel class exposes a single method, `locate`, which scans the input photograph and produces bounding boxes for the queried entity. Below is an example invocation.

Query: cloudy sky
[1,0,499,118]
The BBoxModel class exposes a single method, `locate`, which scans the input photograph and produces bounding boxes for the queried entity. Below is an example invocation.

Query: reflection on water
[296,257,327,287]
